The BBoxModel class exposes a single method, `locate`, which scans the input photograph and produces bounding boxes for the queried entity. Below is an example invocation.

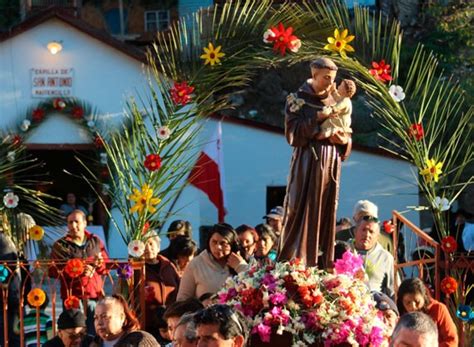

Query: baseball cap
[353,200,378,223]
[372,291,399,315]
[263,206,284,220]
[58,309,86,329]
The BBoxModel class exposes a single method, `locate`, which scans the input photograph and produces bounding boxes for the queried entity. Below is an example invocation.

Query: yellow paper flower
[200,43,225,66]
[420,158,443,183]
[324,28,355,58]
[29,225,44,241]
[129,184,161,214]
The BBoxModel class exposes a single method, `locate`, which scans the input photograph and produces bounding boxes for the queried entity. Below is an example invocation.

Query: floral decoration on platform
[456,305,474,322]
[129,184,161,214]
[408,123,424,141]
[433,196,450,211]
[117,263,134,280]
[144,154,162,172]
[64,295,81,310]
[201,43,225,66]
[324,28,355,58]
[0,265,9,283]
[65,258,85,278]
[3,192,19,208]
[128,240,145,258]
[28,225,45,241]
[27,288,46,307]
[170,81,195,106]
[263,23,301,56]
[218,252,386,346]
[369,60,392,83]
[440,276,458,295]
[388,85,406,102]
[441,236,457,253]
[420,158,443,183]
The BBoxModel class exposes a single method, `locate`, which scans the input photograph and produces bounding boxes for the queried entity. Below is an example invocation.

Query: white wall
[173,118,420,247]
[0,19,146,141]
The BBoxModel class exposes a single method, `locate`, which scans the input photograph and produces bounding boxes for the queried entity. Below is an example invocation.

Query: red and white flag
[188,121,227,222]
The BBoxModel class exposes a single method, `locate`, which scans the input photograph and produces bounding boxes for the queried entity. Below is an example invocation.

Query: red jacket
[49,231,109,300]
[426,299,458,347]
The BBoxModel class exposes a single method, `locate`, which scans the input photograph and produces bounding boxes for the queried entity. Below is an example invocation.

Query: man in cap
[43,309,93,347]
[263,206,284,237]
[350,200,399,298]
[373,291,399,336]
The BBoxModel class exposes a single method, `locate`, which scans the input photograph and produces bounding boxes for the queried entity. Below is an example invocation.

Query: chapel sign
[31,68,74,98]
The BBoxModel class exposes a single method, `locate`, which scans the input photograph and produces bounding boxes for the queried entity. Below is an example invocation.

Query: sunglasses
[361,215,379,223]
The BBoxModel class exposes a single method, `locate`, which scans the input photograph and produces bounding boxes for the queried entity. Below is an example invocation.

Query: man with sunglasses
[351,200,399,299]
[44,309,93,347]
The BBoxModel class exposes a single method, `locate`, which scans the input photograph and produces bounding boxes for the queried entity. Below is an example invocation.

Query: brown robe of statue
[278,81,351,268]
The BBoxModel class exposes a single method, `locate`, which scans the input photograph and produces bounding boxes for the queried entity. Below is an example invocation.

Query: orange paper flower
[440,276,458,295]
[65,258,85,278]
[29,225,44,241]
[27,288,46,307]
[64,295,81,309]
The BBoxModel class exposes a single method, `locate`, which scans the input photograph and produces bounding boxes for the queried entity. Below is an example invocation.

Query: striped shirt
[22,310,53,347]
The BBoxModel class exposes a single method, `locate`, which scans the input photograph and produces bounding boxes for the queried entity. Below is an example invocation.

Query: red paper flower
[94,135,105,148]
[144,154,162,172]
[53,98,66,110]
[142,221,150,235]
[264,23,301,56]
[32,108,45,122]
[441,236,457,253]
[369,60,392,83]
[64,295,81,309]
[440,276,458,295]
[383,220,394,234]
[64,258,85,278]
[100,167,110,179]
[408,123,424,141]
[71,106,84,119]
[170,82,195,106]
[12,135,22,146]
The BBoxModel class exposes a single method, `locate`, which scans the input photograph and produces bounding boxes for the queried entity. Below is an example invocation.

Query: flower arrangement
[218,253,387,346]
[27,288,46,307]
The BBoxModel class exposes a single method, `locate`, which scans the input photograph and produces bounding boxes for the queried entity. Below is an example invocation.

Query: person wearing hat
[160,220,193,260]
[350,200,399,299]
[43,309,93,347]
[372,291,399,336]
[263,206,284,237]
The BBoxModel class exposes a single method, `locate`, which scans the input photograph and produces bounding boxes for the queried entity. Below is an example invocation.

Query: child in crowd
[16,292,53,347]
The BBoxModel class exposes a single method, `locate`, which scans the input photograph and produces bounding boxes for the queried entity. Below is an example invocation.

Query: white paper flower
[157,126,171,140]
[100,153,107,165]
[128,240,145,258]
[20,119,31,132]
[433,196,450,211]
[289,38,301,53]
[87,120,95,128]
[263,29,276,43]
[388,85,406,102]
[102,183,110,195]
[7,151,15,162]
[3,192,19,208]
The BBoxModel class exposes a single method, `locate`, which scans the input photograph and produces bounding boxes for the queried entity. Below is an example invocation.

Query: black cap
[58,309,86,329]
[372,291,399,316]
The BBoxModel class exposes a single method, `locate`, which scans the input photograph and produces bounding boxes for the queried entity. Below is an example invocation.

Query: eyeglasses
[361,215,379,223]
[67,332,86,340]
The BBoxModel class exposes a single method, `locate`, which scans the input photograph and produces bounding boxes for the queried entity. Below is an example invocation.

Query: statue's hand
[329,131,349,145]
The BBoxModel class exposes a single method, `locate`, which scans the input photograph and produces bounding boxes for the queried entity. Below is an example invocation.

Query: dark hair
[396,277,431,315]
[254,224,277,244]
[163,298,204,321]
[206,223,239,254]
[334,240,351,261]
[167,220,192,239]
[235,224,259,243]
[391,312,438,343]
[168,236,198,260]
[155,305,168,329]
[193,304,248,343]
[98,295,140,332]
[198,292,215,303]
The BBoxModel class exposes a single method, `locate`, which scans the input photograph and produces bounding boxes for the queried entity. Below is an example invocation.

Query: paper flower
[102,183,110,195]
[29,225,44,241]
[263,23,301,56]
[3,192,19,208]
[128,240,145,258]
[64,258,85,278]
[87,120,95,128]
[170,81,195,106]
[20,119,31,132]
[27,288,46,308]
[334,250,364,277]
[129,184,161,214]
[117,263,133,280]
[32,108,45,122]
[0,265,8,283]
[71,106,84,119]
[7,151,15,162]
[440,276,458,295]
[200,43,225,66]
[420,158,443,183]
[94,135,105,148]
[324,28,355,58]
[64,295,81,309]
[53,98,66,110]
[388,85,406,102]
[369,60,392,83]
[456,305,473,322]
[383,220,394,234]
[12,135,22,146]
[144,154,162,172]
[433,196,450,211]
[441,236,457,253]
[100,152,108,165]
[157,126,171,140]
[408,123,424,141]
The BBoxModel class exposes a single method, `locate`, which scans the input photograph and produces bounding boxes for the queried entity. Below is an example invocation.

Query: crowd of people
[0,197,465,347]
